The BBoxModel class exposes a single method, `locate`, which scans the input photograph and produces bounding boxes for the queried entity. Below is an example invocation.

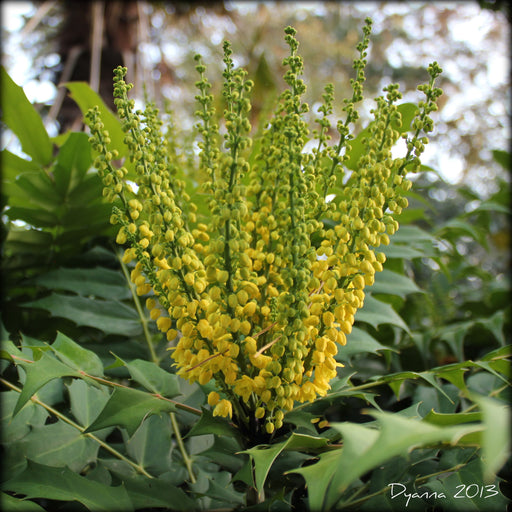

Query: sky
[1,1,510,192]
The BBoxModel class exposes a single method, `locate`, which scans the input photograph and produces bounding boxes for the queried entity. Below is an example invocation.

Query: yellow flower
[213,399,233,418]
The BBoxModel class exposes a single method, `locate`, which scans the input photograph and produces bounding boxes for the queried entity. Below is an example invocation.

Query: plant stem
[0,377,154,479]
[170,412,196,484]
[117,250,158,364]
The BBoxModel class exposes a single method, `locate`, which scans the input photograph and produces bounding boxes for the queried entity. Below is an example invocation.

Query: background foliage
[1,4,511,511]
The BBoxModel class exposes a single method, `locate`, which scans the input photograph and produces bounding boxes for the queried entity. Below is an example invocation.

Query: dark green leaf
[84,387,176,436]
[122,474,196,511]
[354,295,410,333]
[0,493,46,512]
[3,460,134,512]
[51,332,104,376]
[31,267,131,300]
[241,433,330,494]
[24,293,142,337]
[126,414,173,475]
[186,407,240,439]
[53,132,92,196]
[13,352,80,416]
[338,326,397,361]
[115,356,181,397]
[369,269,423,297]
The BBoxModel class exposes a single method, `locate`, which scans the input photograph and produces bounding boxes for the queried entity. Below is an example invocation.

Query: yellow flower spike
[86,31,441,431]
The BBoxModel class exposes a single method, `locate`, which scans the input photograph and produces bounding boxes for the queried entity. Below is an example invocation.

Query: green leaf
[24,293,142,337]
[0,66,52,166]
[84,387,177,436]
[31,267,131,300]
[51,331,104,376]
[126,414,173,475]
[199,435,245,473]
[472,395,511,481]
[0,493,46,512]
[3,460,134,512]
[492,149,510,170]
[186,407,240,439]
[122,474,196,511]
[241,433,330,494]
[64,81,127,158]
[66,379,110,431]
[53,132,92,195]
[13,352,80,416]
[338,326,397,361]
[1,391,48,443]
[423,410,482,426]
[114,356,181,397]
[369,269,423,297]
[354,295,410,333]
[421,459,508,512]
[15,421,99,472]
[290,412,484,511]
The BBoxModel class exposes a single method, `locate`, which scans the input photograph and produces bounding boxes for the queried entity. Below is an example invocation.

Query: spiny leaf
[2,460,134,512]
[13,352,81,416]
[240,433,330,493]
[111,355,181,397]
[24,293,142,337]
[50,332,104,376]
[84,387,177,436]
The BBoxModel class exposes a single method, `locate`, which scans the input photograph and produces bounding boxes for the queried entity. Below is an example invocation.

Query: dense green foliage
[1,20,510,512]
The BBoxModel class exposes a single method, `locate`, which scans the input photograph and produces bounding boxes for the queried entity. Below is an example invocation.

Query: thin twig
[170,412,196,483]
[0,377,154,479]
[254,335,282,357]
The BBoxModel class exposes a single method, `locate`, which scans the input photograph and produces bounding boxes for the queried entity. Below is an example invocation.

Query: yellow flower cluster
[86,20,442,436]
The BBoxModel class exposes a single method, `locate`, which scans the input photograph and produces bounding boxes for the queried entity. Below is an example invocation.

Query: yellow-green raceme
[85,18,442,436]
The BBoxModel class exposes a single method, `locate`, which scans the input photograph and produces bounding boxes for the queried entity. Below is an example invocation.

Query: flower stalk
[85,19,442,440]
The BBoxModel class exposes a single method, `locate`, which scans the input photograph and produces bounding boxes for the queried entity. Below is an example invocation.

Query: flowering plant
[86,18,442,440]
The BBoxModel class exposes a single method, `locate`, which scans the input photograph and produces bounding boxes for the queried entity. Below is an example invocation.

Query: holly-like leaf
[122,474,196,511]
[126,414,173,475]
[12,352,80,416]
[31,267,131,301]
[113,356,181,398]
[288,412,485,511]
[2,460,134,512]
[241,433,330,494]
[84,387,177,436]
[24,293,142,337]
[354,295,410,333]
[50,331,104,376]
[369,269,423,297]
[186,407,240,439]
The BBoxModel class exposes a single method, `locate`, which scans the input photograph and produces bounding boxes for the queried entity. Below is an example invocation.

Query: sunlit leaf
[0,67,52,166]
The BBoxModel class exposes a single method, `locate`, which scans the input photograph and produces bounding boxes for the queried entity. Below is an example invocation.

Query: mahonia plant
[85,18,442,438]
